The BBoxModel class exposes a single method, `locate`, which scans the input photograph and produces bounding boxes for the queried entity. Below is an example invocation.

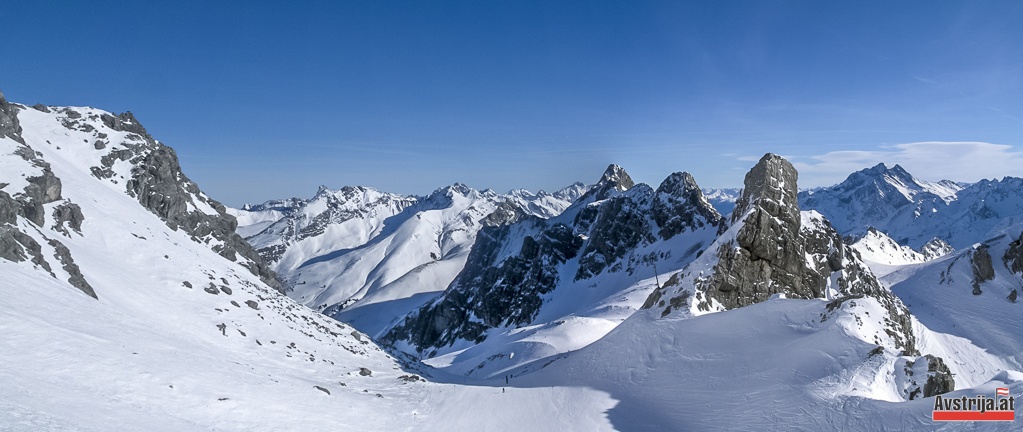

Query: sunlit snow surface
[4,103,1023,430]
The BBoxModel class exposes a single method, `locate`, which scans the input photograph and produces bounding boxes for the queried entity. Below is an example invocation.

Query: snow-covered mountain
[799,163,962,245]
[504,154,1019,430]
[0,93,621,431]
[8,86,1023,431]
[800,162,1023,252]
[383,164,729,375]
[229,181,588,339]
[702,187,741,216]
[0,94,413,429]
[847,228,953,278]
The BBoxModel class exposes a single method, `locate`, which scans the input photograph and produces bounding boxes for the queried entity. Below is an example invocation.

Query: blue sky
[4,1,1022,206]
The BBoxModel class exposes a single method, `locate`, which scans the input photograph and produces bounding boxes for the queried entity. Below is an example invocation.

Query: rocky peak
[1006,230,1023,276]
[694,154,808,309]
[656,172,700,196]
[651,172,724,240]
[581,164,634,202]
[443,183,476,197]
[731,153,799,226]
[600,164,634,188]
[100,111,151,139]
[0,90,25,144]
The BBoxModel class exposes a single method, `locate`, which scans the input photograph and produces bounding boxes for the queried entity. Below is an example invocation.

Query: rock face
[87,114,283,294]
[921,355,955,397]
[652,172,725,240]
[2,98,281,299]
[901,354,955,400]
[0,91,25,144]
[47,238,97,299]
[1005,230,1023,276]
[579,164,634,202]
[699,154,812,309]
[920,238,954,260]
[647,153,918,356]
[971,245,995,295]
[385,165,724,355]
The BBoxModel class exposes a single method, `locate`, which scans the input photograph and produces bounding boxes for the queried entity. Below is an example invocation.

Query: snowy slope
[506,297,1023,431]
[386,167,726,378]
[0,101,418,430]
[8,91,1023,431]
[231,181,587,340]
[0,97,624,432]
[888,225,1023,367]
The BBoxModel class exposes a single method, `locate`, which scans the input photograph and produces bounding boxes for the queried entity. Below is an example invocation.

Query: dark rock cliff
[648,153,919,356]
[384,165,724,355]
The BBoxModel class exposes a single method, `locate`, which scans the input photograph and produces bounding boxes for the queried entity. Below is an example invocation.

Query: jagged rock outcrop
[385,166,723,355]
[47,238,97,299]
[574,187,657,280]
[67,112,286,294]
[0,90,25,144]
[698,154,811,309]
[1005,230,1023,276]
[579,164,634,202]
[647,153,919,355]
[52,202,84,235]
[920,237,953,260]
[971,245,995,295]
[901,354,955,400]
[651,172,725,240]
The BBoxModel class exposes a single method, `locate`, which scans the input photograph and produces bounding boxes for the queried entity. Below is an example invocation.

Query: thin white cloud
[787,141,1023,187]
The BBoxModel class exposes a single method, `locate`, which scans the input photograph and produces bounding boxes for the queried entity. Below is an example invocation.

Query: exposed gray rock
[245,300,259,309]
[120,132,282,293]
[920,238,953,260]
[482,200,527,227]
[386,165,722,355]
[1005,230,1023,276]
[5,156,65,227]
[575,189,656,280]
[359,367,372,376]
[1009,289,1018,303]
[0,191,18,226]
[647,153,918,355]
[31,103,50,113]
[52,202,84,235]
[313,385,330,395]
[47,238,98,299]
[921,355,955,397]
[0,90,25,144]
[698,154,810,309]
[100,112,151,139]
[0,228,52,276]
[651,172,725,240]
[578,164,634,202]
[971,245,994,295]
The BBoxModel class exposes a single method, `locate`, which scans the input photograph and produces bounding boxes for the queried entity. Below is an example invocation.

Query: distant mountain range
[6,90,1023,430]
